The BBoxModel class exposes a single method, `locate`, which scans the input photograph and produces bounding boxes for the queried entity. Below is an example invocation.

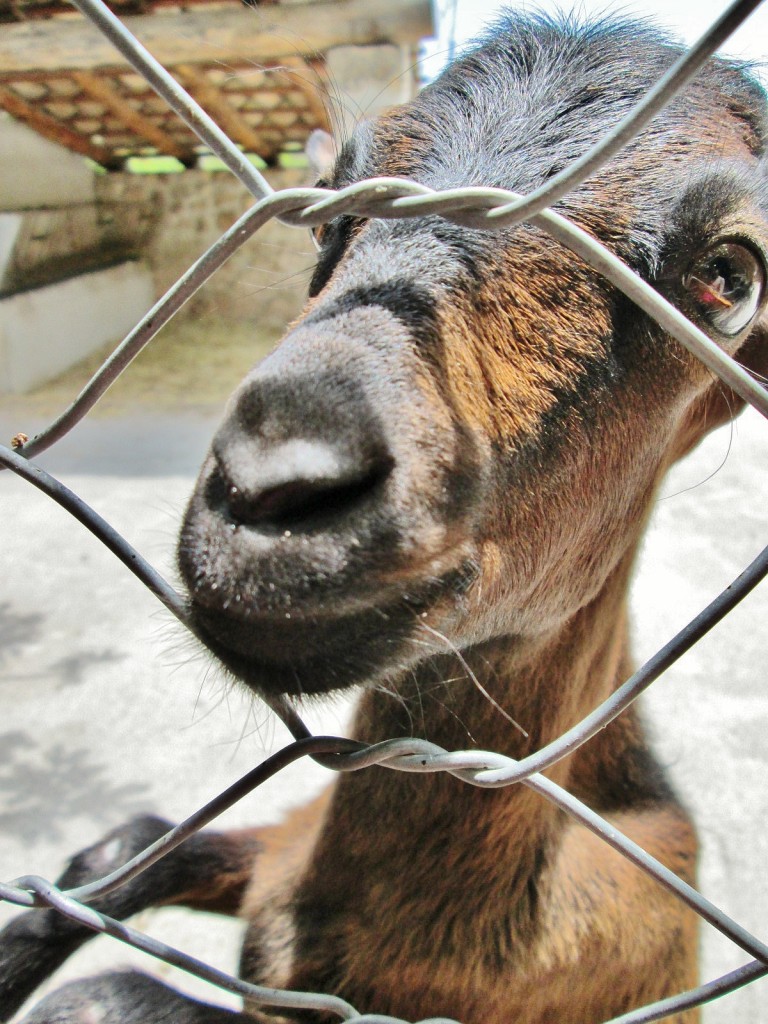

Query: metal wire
[2,0,768,1021]
[0,443,190,626]
[9,175,768,465]
[3,726,767,963]
[7,0,768,464]
[479,0,767,227]
[67,0,274,200]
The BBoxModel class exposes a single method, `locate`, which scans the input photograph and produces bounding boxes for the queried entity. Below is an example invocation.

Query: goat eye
[683,242,765,336]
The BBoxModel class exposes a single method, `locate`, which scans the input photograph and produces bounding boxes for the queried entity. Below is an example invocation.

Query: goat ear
[306,129,338,180]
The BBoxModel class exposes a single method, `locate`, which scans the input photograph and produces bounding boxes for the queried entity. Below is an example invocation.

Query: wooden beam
[71,69,192,157]
[0,84,113,163]
[173,63,269,158]
[0,0,433,74]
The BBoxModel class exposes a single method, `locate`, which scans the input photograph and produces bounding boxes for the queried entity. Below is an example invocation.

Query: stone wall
[0,166,317,393]
[0,35,426,333]
[3,165,314,324]
[0,36,426,389]
[93,166,315,330]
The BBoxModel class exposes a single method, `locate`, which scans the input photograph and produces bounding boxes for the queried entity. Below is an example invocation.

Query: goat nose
[216,436,390,528]
[210,377,393,529]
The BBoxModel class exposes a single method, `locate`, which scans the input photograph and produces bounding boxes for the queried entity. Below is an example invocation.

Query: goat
[2,13,767,1024]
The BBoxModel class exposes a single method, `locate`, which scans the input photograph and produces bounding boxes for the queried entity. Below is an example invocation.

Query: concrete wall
[0,262,154,394]
[0,164,317,394]
[0,113,95,210]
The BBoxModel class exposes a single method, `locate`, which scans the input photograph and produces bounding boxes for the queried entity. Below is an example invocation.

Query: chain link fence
[1,0,768,1020]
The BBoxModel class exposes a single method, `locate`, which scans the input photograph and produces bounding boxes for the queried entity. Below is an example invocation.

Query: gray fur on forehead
[333,12,767,195]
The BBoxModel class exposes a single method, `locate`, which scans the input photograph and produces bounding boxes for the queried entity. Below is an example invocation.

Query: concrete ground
[1,321,767,1021]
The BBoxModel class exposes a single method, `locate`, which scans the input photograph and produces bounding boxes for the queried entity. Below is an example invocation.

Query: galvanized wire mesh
[2,0,768,1021]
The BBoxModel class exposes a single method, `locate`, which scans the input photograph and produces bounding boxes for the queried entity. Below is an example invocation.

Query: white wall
[0,262,153,394]
[0,113,95,211]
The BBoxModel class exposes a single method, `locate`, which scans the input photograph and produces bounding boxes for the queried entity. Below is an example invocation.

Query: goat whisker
[417,623,529,739]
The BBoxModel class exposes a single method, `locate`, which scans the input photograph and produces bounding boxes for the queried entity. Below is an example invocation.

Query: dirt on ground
[3,317,279,427]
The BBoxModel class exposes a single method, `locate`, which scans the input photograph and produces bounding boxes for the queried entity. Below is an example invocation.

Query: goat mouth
[187,563,478,697]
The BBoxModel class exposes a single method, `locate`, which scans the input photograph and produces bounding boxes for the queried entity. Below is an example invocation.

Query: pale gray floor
[1,397,767,1021]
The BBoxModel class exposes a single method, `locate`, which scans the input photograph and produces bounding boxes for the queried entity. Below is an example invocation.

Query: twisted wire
[8,176,768,466]
[3,440,768,1016]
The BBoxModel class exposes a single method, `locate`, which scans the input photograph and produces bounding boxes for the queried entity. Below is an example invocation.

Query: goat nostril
[220,455,392,530]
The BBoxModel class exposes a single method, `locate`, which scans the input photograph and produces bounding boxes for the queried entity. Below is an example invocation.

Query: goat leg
[0,814,261,1021]
[18,970,250,1024]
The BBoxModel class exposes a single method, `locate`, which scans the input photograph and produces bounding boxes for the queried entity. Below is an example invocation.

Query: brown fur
[236,554,701,1024]
[175,18,767,1024]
